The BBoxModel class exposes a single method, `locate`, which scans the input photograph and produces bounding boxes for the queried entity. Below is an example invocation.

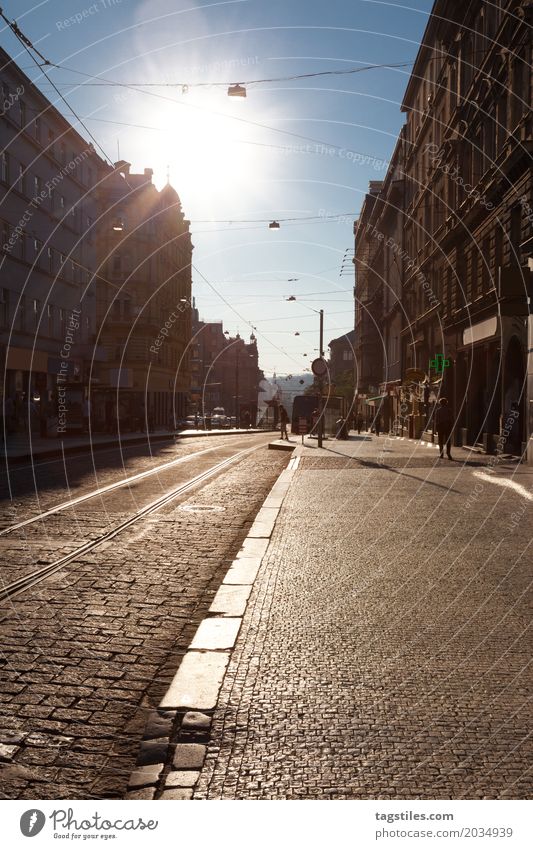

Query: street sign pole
[318,309,324,449]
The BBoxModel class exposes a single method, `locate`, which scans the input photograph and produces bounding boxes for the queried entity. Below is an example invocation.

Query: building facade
[355,0,533,455]
[353,181,385,424]
[190,309,262,425]
[95,161,193,430]
[0,46,102,434]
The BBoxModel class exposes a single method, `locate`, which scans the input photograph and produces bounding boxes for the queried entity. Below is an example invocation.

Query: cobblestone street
[195,436,532,800]
[0,434,288,799]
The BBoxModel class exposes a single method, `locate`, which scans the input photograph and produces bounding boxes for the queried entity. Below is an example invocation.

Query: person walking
[356,413,364,434]
[374,413,381,437]
[82,397,91,434]
[435,397,454,459]
[279,404,289,440]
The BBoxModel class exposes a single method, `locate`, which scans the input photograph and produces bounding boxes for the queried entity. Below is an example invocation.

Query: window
[34,175,41,197]
[18,232,25,262]
[19,100,25,128]
[17,163,25,195]
[0,288,9,326]
[60,195,65,211]
[496,93,507,153]
[60,142,66,165]
[48,127,55,155]
[1,151,9,183]
[47,303,54,336]
[510,54,525,130]
[123,299,131,318]
[495,225,503,269]
[47,246,53,273]
[112,255,122,275]
[34,116,41,142]
[34,238,43,262]
[481,237,491,293]
[18,294,26,331]
[33,298,40,329]
[59,307,66,336]
[1,221,8,248]
[112,300,121,319]
[71,261,77,284]
[60,254,66,277]
[510,205,522,266]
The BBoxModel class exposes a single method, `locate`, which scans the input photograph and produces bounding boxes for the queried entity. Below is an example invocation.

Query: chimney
[114,160,131,176]
[144,168,154,182]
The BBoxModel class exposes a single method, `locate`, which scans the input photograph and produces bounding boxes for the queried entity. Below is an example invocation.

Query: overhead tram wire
[40,60,414,88]
[193,263,318,370]
[38,63,394,168]
[0,12,347,370]
[0,8,112,165]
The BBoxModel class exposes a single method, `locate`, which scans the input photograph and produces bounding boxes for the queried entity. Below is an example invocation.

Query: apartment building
[0,45,103,433]
[356,0,533,455]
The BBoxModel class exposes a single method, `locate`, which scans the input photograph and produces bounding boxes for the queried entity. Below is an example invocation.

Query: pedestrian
[4,395,14,434]
[374,414,381,437]
[435,397,454,459]
[279,404,289,440]
[82,397,91,434]
[356,413,364,434]
[335,417,348,439]
[194,412,199,429]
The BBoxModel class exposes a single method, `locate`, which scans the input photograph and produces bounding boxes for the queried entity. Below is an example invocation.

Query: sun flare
[151,94,259,211]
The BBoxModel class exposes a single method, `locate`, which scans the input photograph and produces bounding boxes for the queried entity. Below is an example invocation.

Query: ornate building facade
[355,0,533,456]
[95,161,193,430]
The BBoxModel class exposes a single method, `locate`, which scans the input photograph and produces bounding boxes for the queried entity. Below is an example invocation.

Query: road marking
[473,471,533,501]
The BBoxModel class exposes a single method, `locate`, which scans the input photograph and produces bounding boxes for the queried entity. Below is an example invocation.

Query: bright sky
[0,0,433,376]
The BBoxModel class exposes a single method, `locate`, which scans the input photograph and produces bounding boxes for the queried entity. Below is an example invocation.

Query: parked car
[212,414,227,429]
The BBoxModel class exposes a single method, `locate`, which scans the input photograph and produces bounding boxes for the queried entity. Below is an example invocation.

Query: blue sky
[1,0,433,375]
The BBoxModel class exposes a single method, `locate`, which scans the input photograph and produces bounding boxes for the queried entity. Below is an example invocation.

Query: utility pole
[318,309,324,449]
[235,346,240,428]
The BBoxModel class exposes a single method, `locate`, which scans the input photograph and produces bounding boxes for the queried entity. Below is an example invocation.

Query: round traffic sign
[311,357,328,377]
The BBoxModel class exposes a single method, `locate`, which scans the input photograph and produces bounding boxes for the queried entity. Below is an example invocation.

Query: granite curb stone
[125,457,296,800]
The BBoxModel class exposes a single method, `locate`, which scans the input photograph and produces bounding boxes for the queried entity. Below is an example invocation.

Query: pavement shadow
[309,444,463,494]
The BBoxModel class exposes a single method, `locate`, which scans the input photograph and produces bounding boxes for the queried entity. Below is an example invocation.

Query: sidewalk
[2,427,267,463]
[187,433,532,799]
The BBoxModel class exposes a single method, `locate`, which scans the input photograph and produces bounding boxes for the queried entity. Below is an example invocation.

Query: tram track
[0,440,239,537]
[0,443,260,603]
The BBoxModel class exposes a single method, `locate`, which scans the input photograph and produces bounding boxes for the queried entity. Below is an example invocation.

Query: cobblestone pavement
[0,435,267,586]
[0,436,288,798]
[195,435,532,799]
[0,433,259,520]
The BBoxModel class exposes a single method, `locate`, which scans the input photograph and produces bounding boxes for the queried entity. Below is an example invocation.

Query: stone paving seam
[124,443,296,800]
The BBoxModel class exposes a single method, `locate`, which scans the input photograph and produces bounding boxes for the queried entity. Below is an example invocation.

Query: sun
[151,93,259,211]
